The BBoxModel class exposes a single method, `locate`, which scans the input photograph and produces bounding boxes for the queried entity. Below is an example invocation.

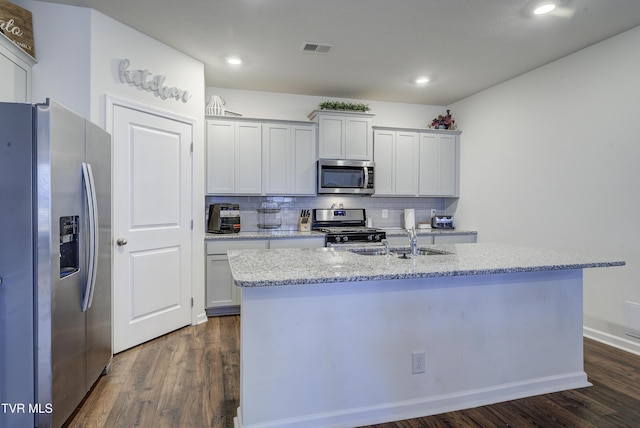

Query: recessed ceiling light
[533,3,556,15]
[415,76,430,85]
[226,56,243,66]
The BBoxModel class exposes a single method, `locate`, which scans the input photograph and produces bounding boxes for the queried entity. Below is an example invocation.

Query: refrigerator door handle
[81,162,99,312]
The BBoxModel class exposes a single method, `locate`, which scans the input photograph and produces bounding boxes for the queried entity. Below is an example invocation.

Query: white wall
[21,0,207,324]
[205,86,445,129]
[451,26,640,354]
[23,0,91,115]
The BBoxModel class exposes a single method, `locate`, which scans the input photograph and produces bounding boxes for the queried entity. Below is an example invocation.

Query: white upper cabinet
[419,131,460,197]
[374,127,460,197]
[0,36,35,103]
[373,129,419,196]
[309,110,374,160]
[262,122,316,195]
[291,125,317,195]
[206,119,262,195]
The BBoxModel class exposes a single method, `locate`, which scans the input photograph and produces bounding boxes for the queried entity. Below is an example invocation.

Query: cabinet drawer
[206,239,268,255]
[269,237,325,249]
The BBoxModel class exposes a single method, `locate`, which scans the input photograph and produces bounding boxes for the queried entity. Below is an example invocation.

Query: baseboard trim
[583,327,640,356]
[235,373,590,428]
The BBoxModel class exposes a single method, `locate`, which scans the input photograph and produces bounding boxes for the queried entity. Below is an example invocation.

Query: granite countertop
[227,243,625,287]
[204,228,476,240]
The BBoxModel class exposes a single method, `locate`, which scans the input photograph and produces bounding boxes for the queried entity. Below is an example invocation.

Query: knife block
[298,217,311,232]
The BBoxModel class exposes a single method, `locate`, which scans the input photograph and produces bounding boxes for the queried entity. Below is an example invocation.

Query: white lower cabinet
[206,239,268,315]
[433,233,477,244]
[205,237,324,315]
[268,237,324,249]
[384,232,477,247]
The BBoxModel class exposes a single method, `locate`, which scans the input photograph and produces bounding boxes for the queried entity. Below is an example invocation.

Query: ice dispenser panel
[60,216,79,278]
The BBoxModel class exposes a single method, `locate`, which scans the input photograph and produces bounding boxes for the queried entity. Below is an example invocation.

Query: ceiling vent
[299,42,335,54]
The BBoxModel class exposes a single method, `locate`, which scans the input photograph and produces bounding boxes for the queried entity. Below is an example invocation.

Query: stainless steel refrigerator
[0,100,112,428]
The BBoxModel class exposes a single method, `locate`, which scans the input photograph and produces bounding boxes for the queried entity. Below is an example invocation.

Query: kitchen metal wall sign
[118,58,191,103]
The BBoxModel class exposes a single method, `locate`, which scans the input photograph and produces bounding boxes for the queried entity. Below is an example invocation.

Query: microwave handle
[363,167,369,189]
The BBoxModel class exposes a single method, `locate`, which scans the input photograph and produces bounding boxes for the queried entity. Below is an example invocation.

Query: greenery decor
[319,101,371,112]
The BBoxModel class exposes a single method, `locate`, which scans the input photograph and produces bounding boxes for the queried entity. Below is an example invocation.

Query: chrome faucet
[406,228,418,257]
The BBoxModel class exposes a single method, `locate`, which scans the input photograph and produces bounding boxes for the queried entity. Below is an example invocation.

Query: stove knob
[374,234,381,241]
[367,235,373,241]
[343,236,349,242]
[334,236,341,243]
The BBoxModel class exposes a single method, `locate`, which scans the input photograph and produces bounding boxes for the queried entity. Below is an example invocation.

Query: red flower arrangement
[431,109,455,129]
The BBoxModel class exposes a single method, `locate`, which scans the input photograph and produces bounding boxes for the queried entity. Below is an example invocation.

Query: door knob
[116,238,128,246]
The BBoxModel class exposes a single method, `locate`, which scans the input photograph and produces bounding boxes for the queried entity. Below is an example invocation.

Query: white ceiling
[38,0,640,105]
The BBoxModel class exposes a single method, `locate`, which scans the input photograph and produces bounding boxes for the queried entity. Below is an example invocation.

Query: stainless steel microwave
[317,159,375,195]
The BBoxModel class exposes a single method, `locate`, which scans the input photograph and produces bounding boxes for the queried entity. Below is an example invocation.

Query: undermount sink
[349,247,453,257]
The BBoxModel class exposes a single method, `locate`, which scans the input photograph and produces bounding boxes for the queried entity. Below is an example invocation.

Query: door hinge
[190,142,194,153]
[191,219,194,230]
[191,297,194,307]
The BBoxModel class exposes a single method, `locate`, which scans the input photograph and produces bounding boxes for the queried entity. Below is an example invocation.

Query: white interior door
[108,98,193,353]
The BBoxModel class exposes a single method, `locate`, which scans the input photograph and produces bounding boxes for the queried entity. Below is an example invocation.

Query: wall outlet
[412,351,426,374]
[382,209,388,219]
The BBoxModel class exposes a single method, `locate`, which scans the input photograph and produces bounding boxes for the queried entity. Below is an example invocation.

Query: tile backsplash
[205,195,457,231]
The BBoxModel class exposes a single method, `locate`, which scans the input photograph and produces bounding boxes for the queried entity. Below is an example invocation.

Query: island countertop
[227,243,625,287]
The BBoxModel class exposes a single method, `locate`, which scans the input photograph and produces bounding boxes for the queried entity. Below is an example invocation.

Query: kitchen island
[229,243,624,428]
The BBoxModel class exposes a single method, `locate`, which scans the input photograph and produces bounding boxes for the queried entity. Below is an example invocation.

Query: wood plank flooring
[66,315,640,427]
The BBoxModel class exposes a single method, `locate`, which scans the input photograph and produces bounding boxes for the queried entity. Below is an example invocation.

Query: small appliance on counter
[403,208,415,230]
[258,200,282,229]
[431,215,455,229]
[208,203,241,233]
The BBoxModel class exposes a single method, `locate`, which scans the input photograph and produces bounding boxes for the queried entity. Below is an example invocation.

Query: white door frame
[105,94,200,331]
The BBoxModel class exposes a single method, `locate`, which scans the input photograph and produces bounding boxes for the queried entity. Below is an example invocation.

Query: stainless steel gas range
[312,208,386,247]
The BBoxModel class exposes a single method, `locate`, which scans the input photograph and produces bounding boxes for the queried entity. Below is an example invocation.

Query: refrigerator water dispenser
[60,216,79,278]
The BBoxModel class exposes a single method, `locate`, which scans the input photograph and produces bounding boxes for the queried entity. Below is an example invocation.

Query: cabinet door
[206,120,236,194]
[434,233,476,244]
[269,237,325,249]
[418,133,439,196]
[394,131,419,196]
[419,132,459,197]
[318,115,344,159]
[206,254,236,307]
[345,116,372,160]
[0,38,32,102]
[292,125,317,195]
[439,134,459,196]
[373,130,395,195]
[263,124,292,195]
[235,122,262,194]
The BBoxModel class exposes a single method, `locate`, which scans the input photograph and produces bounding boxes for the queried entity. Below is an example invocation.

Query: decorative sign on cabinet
[308,109,375,161]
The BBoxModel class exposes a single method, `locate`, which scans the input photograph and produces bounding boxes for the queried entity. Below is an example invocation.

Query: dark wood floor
[67,315,640,428]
